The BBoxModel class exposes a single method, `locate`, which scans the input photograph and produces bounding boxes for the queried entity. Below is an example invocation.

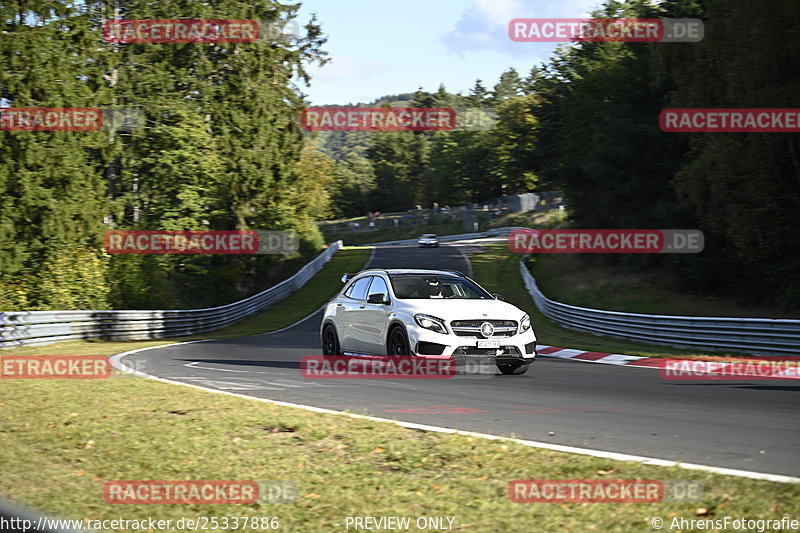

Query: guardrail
[370,226,527,247]
[0,241,343,349]
[519,257,800,356]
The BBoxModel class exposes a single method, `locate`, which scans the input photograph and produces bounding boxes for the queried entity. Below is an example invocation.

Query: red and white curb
[537,345,800,378]
[537,345,671,369]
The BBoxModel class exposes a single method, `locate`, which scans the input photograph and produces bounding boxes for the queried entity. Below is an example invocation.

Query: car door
[359,275,392,354]
[338,276,372,352]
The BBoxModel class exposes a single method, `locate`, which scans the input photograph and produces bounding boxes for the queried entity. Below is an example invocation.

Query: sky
[294,0,602,105]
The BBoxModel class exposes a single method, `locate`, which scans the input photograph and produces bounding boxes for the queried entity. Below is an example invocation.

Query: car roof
[355,268,463,276]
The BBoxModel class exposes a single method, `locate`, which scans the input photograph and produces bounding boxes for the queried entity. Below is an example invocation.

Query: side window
[367,276,389,300]
[345,276,372,300]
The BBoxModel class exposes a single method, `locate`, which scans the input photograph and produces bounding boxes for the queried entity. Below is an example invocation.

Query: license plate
[477,340,500,349]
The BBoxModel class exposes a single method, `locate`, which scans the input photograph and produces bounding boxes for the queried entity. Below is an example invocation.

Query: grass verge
[1,365,798,532]
[531,253,799,319]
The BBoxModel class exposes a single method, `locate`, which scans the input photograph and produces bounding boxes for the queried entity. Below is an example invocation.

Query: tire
[497,362,530,375]
[321,324,340,356]
[387,326,412,356]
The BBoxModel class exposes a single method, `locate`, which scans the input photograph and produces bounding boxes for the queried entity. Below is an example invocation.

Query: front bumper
[408,325,537,362]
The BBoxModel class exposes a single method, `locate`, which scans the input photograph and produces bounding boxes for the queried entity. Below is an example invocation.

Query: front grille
[450,319,518,338]
[453,346,521,356]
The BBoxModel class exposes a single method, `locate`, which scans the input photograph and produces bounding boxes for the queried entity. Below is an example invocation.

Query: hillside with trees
[2,0,797,311]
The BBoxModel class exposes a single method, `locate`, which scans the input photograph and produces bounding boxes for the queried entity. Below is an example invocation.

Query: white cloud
[309,56,387,81]
[442,0,603,57]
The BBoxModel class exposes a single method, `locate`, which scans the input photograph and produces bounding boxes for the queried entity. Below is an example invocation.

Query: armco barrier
[370,226,526,247]
[519,257,800,356]
[0,241,343,349]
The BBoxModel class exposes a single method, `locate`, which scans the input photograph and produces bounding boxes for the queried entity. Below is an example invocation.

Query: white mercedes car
[417,234,439,247]
[320,268,537,375]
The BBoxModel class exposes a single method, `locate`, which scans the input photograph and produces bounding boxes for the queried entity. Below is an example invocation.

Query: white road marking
[449,243,475,278]
[261,380,302,388]
[186,378,285,391]
[185,361,266,373]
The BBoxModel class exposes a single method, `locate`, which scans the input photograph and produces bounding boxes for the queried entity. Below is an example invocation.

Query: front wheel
[322,325,340,356]
[387,327,412,356]
[497,362,531,375]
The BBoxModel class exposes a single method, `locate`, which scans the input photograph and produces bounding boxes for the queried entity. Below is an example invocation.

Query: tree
[490,68,523,104]
[330,154,377,218]
[0,0,329,310]
[466,79,489,107]
[294,147,334,221]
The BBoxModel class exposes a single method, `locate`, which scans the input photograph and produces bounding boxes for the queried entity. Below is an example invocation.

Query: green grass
[487,208,568,230]
[1,242,798,531]
[531,253,800,319]
[469,242,737,358]
[1,364,798,532]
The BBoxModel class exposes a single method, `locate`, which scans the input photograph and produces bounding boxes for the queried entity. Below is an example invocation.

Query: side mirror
[492,293,505,301]
[367,293,388,304]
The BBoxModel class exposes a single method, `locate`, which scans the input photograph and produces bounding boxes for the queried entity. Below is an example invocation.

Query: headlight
[414,314,447,334]
[520,314,531,333]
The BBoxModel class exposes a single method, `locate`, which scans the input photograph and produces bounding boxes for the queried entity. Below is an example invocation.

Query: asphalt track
[120,244,800,477]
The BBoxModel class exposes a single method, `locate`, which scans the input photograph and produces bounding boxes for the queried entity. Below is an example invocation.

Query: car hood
[395,298,525,320]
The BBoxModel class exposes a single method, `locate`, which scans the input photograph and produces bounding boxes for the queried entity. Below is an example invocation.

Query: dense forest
[0,0,328,310]
[310,0,800,309]
[1,0,798,311]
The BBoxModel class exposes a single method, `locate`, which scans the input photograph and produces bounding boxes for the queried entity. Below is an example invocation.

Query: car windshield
[389,274,492,300]
[421,234,437,238]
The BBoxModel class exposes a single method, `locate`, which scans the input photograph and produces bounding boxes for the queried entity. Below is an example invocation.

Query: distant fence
[519,257,800,356]
[0,241,343,349]
[369,227,524,247]
[319,191,566,234]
